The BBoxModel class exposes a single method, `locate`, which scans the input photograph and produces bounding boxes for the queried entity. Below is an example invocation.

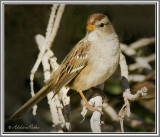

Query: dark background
[4,4,155,132]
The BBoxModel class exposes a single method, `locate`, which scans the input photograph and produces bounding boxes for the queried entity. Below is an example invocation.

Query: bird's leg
[78,90,98,112]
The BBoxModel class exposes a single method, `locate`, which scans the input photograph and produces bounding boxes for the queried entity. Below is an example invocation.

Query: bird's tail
[9,82,55,121]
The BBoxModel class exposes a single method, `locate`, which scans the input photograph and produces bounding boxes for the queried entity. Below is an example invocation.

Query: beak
[86,24,96,31]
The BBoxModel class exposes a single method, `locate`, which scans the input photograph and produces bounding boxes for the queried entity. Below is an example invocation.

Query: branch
[58,87,71,131]
[118,87,148,132]
[119,53,148,132]
[30,4,70,132]
[120,38,154,72]
[90,96,103,132]
[29,4,59,97]
[81,83,104,132]
[129,54,155,71]
[128,74,146,82]
[129,37,155,50]
[103,101,119,122]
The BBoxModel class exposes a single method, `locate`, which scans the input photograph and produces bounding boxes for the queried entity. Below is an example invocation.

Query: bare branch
[120,37,155,73]
[128,74,146,82]
[120,43,136,56]
[129,37,155,50]
[129,54,155,71]
[103,102,119,122]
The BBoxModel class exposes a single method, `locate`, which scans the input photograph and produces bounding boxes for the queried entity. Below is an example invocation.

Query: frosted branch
[119,52,148,132]
[46,4,58,42]
[58,87,71,131]
[90,95,103,132]
[119,53,128,80]
[81,84,104,132]
[30,4,69,132]
[50,4,65,46]
[118,87,148,132]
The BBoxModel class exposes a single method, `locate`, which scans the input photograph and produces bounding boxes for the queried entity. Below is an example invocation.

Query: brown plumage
[87,14,106,25]
[9,13,120,120]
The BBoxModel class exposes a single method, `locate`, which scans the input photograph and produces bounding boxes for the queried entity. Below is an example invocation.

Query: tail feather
[9,83,54,121]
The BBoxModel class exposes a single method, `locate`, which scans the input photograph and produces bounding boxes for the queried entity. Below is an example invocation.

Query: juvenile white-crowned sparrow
[9,13,120,120]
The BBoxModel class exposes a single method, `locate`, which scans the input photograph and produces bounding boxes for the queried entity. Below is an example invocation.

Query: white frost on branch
[118,37,155,132]
[81,84,104,132]
[30,4,70,132]
[118,52,148,132]
[29,4,58,98]
[119,87,148,132]
[119,53,129,80]
[90,95,103,132]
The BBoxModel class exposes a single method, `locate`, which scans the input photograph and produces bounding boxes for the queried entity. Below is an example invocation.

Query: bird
[9,13,121,120]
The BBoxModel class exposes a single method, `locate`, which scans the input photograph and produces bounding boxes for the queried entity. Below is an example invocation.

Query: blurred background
[4,4,155,132]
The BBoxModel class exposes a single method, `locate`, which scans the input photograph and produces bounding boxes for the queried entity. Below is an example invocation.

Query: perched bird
[9,13,121,120]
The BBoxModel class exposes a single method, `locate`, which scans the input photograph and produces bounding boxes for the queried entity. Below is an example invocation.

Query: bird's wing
[49,39,91,91]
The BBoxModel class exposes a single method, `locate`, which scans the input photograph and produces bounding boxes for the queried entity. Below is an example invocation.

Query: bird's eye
[100,23,104,27]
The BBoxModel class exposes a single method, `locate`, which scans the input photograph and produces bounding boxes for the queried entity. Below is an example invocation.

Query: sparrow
[9,13,120,120]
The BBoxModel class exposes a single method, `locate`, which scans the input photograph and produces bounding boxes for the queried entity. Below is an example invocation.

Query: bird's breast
[70,36,120,91]
[87,38,120,85]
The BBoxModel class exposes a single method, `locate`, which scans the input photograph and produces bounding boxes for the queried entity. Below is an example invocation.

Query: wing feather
[49,39,91,91]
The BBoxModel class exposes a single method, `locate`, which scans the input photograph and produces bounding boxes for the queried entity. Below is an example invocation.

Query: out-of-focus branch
[103,101,119,122]
[129,54,155,71]
[120,37,155,74]
[120,43,152,72]
[128,74,146,82]
[129,37,155,50]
